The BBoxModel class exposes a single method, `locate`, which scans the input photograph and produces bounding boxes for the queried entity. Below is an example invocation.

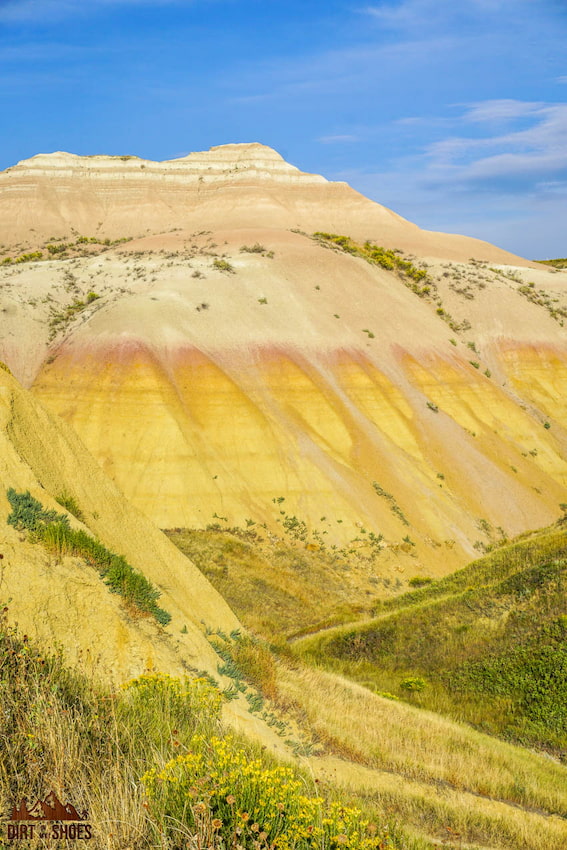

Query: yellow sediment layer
[405,353,567,488]
[500,344,567,424]
[259,353,354,464]
[32,342,567,570]
[334,356,421,460]
[33,346,363,530]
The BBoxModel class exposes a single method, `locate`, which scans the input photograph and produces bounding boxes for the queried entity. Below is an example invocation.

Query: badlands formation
[1,143,567,581]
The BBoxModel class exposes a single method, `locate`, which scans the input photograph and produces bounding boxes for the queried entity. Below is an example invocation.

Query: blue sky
[0,0,566,258]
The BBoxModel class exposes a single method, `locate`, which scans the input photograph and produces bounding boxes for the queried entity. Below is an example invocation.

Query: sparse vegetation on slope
[48,291,101,340]
[311,233,471,333]
[297,523,567,756]
[7,489,171,625]
[516,280,567,324]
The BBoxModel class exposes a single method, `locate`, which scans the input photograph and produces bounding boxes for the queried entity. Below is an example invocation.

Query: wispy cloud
[227,36,456,106]
[317,134,360,144]
[461,99,545,123]
[362,0,526,31]
[329,96,567,257]
[424,100,567,189]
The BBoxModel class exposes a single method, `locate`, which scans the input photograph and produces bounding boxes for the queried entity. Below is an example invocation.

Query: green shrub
[213,259,235,273]
[6,488,69,532]
[400,677,427,692]
[14,251,43,264]
[408,576,433,588]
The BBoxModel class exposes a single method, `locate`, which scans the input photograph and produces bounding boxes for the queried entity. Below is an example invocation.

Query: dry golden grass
[324,761,567,850]
[0,666,152,849]
[165,528,374,639]
[275,665,567,849]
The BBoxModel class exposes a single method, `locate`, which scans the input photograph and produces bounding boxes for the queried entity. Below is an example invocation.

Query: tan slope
[1,227,561,580]
[0,143,530,265]
[0,364,240,683]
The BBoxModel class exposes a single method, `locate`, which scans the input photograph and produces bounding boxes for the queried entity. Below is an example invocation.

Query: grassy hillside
[3,610,567,850]
[0,612,415,850]
[163,523,567,849]
[296,522,567,756]
[164,526,378,642]
[535,258,567,268]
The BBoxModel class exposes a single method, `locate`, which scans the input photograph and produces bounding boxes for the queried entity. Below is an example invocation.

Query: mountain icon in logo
[10,792,87,821]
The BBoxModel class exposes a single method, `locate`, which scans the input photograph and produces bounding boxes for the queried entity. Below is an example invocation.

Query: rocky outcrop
[0,143,527,264]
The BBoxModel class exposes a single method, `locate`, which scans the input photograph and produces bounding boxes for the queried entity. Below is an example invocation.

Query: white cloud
[328,96,567,257]
[317,134,360,144]
[461,99,545,123]
[409,101,567,192]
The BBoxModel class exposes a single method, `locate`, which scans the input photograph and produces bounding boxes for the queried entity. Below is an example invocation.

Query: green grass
[55,491,85,522]
[296,523,567,757]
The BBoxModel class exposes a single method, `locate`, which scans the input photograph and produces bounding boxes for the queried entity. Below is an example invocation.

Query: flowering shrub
[143,734,384,848]
[121,673,223,750]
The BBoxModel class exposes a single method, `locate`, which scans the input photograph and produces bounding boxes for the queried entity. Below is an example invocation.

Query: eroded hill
[1,144,567,583]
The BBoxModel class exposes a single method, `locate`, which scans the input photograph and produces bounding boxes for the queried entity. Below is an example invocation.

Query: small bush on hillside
[213,258,235,273]
[55,491,85,522]
[7,488,69,532]
[47,243,67,255]
[400,677,427,693]
[408,577,433,588]
[240,243,265,253]
[13,251,43,264]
